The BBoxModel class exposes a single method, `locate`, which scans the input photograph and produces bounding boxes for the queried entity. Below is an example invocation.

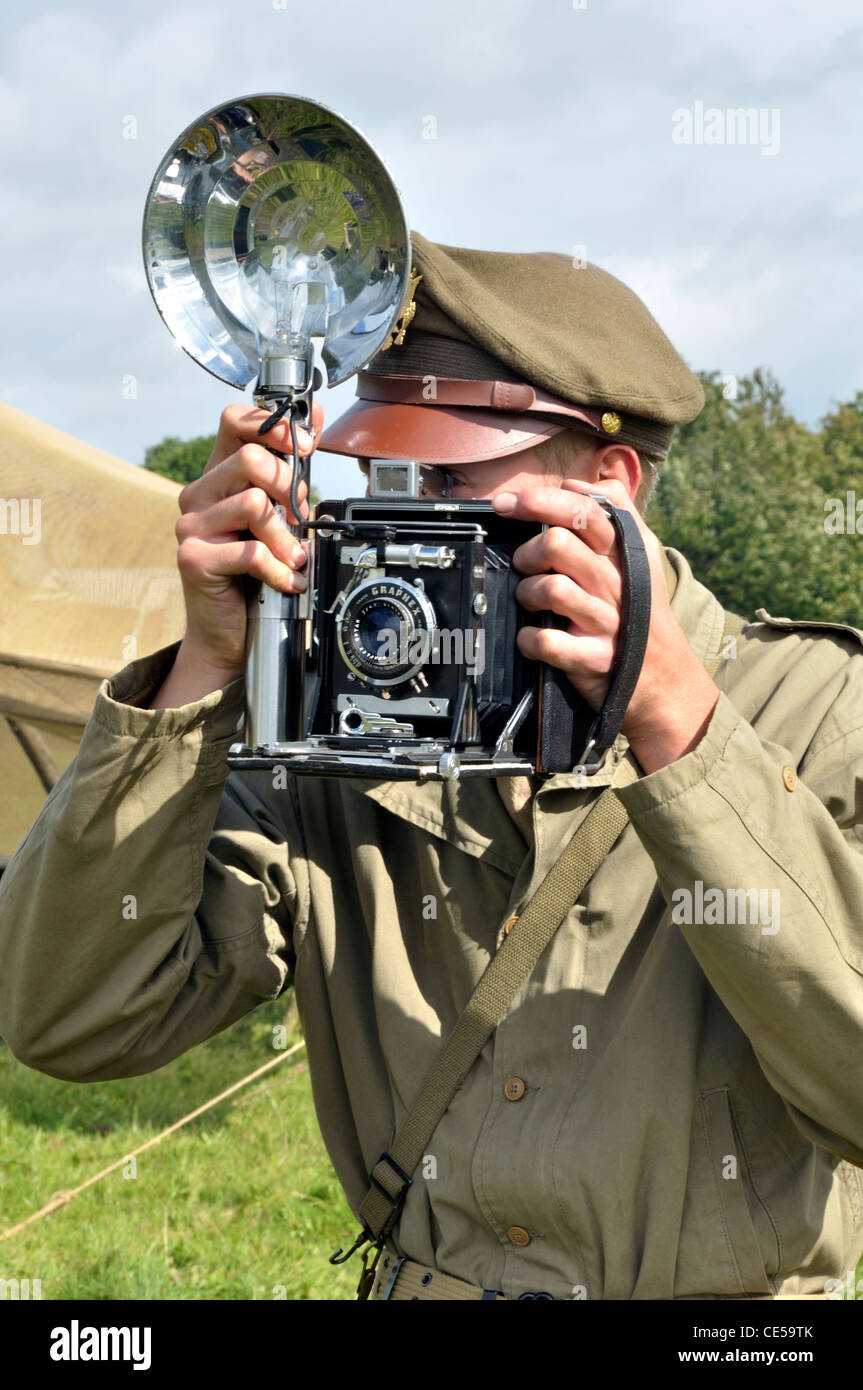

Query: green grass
[0,999,357,1300]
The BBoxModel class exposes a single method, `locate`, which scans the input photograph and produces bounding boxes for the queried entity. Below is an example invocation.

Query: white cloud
[106,264,148,294]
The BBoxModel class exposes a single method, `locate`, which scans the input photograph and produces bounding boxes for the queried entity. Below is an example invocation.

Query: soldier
[1,232,862,1301]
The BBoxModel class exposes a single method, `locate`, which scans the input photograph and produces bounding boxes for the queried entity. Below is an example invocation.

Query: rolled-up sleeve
[614,688,863,1166]
[0,643,303,1082]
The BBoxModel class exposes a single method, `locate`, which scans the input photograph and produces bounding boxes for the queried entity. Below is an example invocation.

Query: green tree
[143,435,217,485]
[815,391,863,497]
[649,371,863,626]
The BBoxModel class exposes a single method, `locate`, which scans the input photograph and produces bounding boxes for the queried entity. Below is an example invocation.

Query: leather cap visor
[318,399,569,464]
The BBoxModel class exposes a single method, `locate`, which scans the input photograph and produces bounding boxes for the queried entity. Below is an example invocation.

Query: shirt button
[781,765,797,792]
[502,915,520,936]
[504,1076,526,1101]
[507,1225,532,1247]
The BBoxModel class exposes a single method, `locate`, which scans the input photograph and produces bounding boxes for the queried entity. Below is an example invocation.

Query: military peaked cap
[319,230,704,465]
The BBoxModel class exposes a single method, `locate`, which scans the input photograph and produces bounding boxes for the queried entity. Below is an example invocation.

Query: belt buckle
[369,1150,413,1202]
[378,1254,404,1301]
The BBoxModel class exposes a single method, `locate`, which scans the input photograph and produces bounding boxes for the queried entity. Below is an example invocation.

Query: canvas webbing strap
[337,607,747,1293]
[355,756,639,1258]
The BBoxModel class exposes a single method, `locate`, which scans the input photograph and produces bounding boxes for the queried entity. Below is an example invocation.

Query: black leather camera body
[228,460,651,782]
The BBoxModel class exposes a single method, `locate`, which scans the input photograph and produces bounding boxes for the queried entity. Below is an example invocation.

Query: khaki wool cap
[318,230,704,465]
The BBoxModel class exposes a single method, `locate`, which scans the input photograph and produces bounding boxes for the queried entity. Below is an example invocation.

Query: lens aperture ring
[336,578,438,686]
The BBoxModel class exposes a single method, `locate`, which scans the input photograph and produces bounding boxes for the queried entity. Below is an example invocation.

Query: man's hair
[534,428,660,514]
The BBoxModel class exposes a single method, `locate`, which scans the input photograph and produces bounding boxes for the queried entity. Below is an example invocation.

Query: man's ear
[595,444,641,504]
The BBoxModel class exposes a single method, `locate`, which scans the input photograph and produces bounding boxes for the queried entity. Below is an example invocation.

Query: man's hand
[150,400,322,709]
[492,477,721,774]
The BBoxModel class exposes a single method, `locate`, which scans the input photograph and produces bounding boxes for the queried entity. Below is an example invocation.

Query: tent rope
[0,1040,306,1245]
[4,715,60,792]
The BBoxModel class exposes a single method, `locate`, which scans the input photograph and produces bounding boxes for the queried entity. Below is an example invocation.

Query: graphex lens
[336,578,438,686]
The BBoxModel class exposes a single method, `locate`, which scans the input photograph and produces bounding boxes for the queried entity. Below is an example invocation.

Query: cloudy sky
[2,0,861,498]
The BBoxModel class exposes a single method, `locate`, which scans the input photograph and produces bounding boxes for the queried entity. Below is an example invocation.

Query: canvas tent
[0,401,186,859]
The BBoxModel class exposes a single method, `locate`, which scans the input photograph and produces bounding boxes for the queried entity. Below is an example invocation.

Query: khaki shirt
[1,546,863,1300]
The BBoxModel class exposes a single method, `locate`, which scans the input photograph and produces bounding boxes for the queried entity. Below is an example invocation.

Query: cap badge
[380,269,423,351]
[600,411,622,435]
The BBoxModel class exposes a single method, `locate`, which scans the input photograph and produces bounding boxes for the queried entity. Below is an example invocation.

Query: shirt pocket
[698,1086,776,1295]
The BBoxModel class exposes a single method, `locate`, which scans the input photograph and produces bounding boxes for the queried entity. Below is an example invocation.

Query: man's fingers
[206,399,324,473]
[559,476,653,540]
[560,476,632,506]
[180,444,310,518]
[176,535,309,595]
[511,526,623,606]
[516,624,613,685]
[515,572,618,635]
[492,485,618,554]
[175,489,309,570]
[560,477,666,582]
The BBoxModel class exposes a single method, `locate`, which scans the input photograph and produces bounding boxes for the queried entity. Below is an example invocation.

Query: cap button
[600,411,622,435]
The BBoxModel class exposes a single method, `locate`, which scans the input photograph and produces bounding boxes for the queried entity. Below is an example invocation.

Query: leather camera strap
[571,504,652,772]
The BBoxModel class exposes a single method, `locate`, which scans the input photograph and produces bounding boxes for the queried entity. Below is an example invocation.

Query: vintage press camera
[228,458,651,781]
